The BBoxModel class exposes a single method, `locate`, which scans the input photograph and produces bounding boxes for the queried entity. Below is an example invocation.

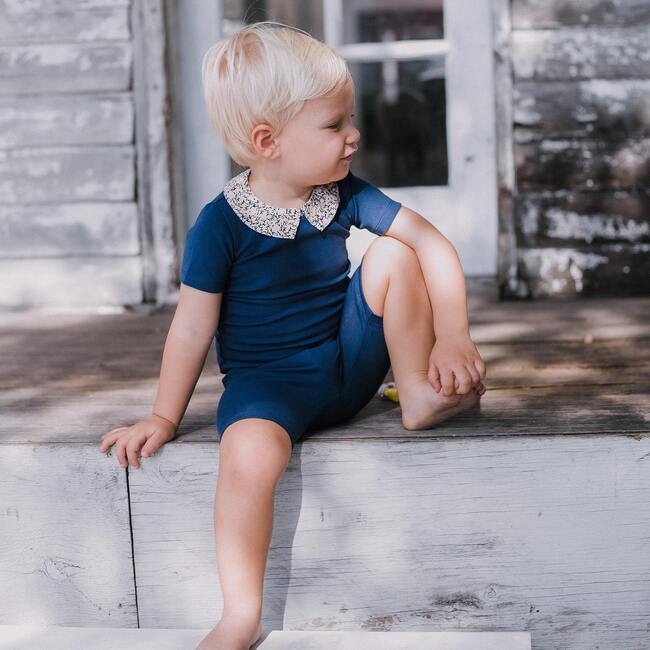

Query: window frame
[324,0,498,276]
[194,0,499,276]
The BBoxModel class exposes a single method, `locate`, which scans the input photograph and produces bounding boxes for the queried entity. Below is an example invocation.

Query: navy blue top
[180,170,402,374]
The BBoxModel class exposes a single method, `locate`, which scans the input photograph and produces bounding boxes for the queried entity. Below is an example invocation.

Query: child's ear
[251,123,279,160]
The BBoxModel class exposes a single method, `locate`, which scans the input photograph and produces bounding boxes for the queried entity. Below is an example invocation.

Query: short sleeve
[180,202,236,293]
[345,170,402,235]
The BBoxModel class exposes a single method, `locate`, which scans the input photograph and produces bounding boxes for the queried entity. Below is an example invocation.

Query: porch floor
[1,284,648,444]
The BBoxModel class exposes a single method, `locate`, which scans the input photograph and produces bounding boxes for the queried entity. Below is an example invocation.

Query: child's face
[276,77,360,186]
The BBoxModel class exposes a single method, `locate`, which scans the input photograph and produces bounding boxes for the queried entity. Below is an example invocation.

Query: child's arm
[99,284,222,468]
[384,206,487,397]
[151,284,222,426]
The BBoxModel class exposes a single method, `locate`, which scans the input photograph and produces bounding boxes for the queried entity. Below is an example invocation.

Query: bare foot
[196,616,263,650]
[401,378,485,430]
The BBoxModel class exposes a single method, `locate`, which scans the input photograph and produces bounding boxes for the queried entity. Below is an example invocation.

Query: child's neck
[247,167,314,209]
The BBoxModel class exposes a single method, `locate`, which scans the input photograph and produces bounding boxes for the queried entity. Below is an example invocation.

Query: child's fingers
[474,358,487,379]
[466,363,481,386]
[115,435,141,468]
[115,440,129,468]
[102,426,128,437]
[453,368,474,395]
[100,427,125,440]
[113,433,138,468]
[102,423,174,467]
[99,430,124,453]
[440,368,455,396]
[125,434,147,469]
[140,432,169,458]
[427,365,441,392]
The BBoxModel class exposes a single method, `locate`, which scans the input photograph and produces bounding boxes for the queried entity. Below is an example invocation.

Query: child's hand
[99,414,177,469]
[427,336,486,397]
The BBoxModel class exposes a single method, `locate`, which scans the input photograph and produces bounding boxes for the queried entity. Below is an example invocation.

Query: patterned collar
[223,168,340,239]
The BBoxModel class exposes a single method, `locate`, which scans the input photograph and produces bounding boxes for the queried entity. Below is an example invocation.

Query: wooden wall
[0,0,174,309]
[507,0,650,298]
[4,1,648,307]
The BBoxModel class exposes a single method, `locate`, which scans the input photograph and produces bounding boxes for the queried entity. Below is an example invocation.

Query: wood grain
[512,0,650,28]
[0,42,132,95]
[0,93,134,148]
[1,298,649,443]
[129,436,650,647]
[0,444,135,626]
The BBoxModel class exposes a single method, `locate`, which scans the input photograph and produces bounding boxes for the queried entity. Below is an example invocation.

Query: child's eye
[329,113,355,129]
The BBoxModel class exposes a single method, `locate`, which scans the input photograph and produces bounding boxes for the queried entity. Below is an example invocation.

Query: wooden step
[0,625,531,650]
[2,298,649,649]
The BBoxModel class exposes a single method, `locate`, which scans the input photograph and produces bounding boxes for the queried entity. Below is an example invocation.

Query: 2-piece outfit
[180,167,402,448]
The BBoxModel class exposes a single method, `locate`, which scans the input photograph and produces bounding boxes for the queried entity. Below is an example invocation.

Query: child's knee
[362,235,421,291]
[366,234,417,265]
[219,418,292,481]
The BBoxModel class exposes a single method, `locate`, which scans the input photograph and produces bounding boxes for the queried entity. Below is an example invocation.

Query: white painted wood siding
[0,0,175,308]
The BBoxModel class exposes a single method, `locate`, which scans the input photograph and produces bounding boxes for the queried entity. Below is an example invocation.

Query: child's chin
[315,166,350,186]
[331,167,351,182]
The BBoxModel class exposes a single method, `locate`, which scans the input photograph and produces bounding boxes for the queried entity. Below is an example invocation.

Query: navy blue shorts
[216,260,391,449]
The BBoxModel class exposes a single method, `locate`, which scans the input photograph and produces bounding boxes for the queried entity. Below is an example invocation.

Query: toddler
[99,21,487,650]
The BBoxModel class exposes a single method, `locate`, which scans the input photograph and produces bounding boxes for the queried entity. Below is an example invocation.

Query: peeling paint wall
[508,0,650,298]
[0,0,144,308]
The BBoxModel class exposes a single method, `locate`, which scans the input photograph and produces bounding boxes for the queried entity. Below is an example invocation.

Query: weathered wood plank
[514,138,650,191]
[130,436,650,649]
[2,296,650,443]
[311,383,650,440]
[493,0,519,298]
[514,191,650,246]
[513,80,650,138]
[4,373,650,441]
[512,27,650,81]
[0,42,132,95]
[3,0,131,7]
[3,335,649,392]
[0,256,143,308]
[0,145,134,203]
[131,0,176,304]
[0,93,133,148]
[469,298,650,342]
[512,0,650,28]
[0,203,139,256]
[0,3,129,44]
[480,339,650,388]
[517,244,650,298]
[0,444,135,626]
[1,296,648,342]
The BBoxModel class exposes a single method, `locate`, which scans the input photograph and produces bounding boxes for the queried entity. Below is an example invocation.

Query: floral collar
[223,168,340,239]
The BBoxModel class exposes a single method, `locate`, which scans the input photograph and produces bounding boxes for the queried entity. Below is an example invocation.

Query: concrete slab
[0,625,531,650]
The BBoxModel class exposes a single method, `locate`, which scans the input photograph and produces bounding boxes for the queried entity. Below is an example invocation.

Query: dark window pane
[224,3,448,186]
[224,0,324,40]
[350,58,448,187]
[343,0,444,43]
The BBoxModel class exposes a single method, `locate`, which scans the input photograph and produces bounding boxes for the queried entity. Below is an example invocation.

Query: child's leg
[360,236,485,430]
[197,417,292,650]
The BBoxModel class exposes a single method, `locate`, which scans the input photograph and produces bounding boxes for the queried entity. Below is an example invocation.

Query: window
[193,0,498,275]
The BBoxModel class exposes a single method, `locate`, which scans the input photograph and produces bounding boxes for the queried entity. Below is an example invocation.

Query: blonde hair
[201,21,352,167]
